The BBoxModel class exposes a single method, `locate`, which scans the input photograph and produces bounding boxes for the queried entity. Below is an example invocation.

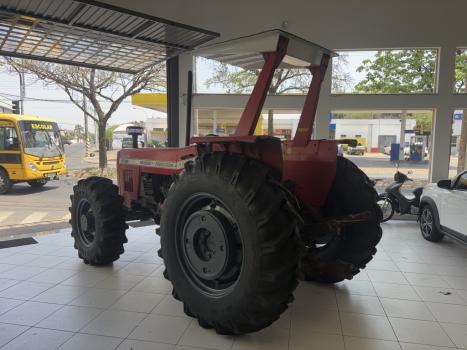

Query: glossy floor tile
[1,221,467,349]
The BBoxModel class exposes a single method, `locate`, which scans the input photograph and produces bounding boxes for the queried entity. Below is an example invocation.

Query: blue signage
[454,111,463,121]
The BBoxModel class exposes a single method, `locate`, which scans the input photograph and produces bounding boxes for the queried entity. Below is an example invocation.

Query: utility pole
[19,71,25,114]
[268,109,274,136]
[12,66,26,114]
[83,94,89,157]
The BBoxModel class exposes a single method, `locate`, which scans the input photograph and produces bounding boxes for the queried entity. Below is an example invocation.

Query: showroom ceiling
[0,0,218,73]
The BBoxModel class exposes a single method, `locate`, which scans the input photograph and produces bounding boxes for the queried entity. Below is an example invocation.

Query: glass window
[332,49,438,94]
[331,109,434,188]
[455,48,467,93]
[448,110,466,178]
[454,172,467,191]
[195,57,311,95]
[0,127,19,151]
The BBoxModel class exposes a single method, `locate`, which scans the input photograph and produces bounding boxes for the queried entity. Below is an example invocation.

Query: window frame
[0,125,20,151]
[331,48,440,95]
[453,171,467,191]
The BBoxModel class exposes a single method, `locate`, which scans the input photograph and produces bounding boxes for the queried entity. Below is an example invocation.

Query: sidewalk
[82,149,118,168]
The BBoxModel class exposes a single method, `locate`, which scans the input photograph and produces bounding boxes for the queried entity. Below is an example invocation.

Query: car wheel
[419,205,444,242]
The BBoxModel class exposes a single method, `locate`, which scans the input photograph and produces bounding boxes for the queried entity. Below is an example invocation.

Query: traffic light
[12,100,20,114]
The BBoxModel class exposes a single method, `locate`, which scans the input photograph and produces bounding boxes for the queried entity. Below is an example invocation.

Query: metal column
[167,56,179,147]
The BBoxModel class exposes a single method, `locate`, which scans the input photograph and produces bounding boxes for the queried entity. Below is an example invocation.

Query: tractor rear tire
[301,156,382,283]
[161,152,299,335]
[70,177,128,265]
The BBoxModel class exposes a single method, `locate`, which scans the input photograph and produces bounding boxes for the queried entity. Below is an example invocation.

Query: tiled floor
[1,221,467,349]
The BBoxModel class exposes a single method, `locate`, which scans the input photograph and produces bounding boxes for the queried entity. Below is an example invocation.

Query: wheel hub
[182,210,234,280]
[421,208,433,236]
[76,199,96,245]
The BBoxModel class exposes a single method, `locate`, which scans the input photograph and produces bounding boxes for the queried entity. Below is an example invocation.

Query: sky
[0,52,372,130]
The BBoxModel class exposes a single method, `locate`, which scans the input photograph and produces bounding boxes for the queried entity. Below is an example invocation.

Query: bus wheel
[27,179,48,188]
[0,169,12,194]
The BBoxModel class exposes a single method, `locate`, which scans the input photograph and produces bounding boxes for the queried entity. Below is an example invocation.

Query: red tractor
[70,30,382,335]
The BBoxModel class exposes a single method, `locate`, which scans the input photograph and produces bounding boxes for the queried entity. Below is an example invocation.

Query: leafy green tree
[455,49,467,93]
[355,50,437,93]
[74,124,84,142]
[105,124,120,150]
[412,112,432,134]
[205,61,310,135]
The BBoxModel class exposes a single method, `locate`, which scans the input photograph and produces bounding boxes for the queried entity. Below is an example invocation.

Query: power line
[0,92,137,104]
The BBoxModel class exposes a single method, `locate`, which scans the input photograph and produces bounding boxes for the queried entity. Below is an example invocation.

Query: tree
[355,49,437,94]
[454,49,467,93]
[331,54,354,93]
[204,54,352,135]
[74,124,84,143]
[205,60,311,135]
[105,124,120,151]
[412,112,432,134]
[5,58,165,169]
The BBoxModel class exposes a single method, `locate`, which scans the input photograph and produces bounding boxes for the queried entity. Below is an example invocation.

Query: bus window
[19,121,63,158]
[0,127,19,151]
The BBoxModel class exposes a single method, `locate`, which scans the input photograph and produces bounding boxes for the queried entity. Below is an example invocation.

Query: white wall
[334,119,417,151]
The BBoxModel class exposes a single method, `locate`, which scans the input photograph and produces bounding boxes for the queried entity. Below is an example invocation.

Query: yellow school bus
[0,114,66,194]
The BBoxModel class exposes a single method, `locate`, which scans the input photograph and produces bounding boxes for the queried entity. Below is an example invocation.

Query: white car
[419,170,467,242]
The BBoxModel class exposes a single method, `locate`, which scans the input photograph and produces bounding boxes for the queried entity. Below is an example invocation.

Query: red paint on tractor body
[117,146,196,207]
[282,140,337,207]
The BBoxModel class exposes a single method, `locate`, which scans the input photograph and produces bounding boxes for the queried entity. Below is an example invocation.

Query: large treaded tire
[301,156,383,283]
[161,152,299,335]
[70,177,128,265]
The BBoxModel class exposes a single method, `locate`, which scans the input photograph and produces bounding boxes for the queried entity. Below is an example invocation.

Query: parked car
[347,145,365,156]
[121,137,144,149]
[419,170,467,242]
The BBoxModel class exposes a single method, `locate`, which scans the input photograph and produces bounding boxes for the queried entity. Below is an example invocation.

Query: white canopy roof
[195,29,337,70]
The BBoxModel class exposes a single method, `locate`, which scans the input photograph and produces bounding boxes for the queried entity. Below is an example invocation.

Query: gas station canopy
[0,0,218,73]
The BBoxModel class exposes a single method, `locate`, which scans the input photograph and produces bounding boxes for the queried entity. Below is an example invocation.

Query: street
[65,143,94,170]
[0,144,91,238]
[0,179,74,237]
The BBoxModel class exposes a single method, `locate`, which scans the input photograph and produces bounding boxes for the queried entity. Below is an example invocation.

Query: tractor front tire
[161,152,299,335]
[301,156,382,283]
[70,177,128,265]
